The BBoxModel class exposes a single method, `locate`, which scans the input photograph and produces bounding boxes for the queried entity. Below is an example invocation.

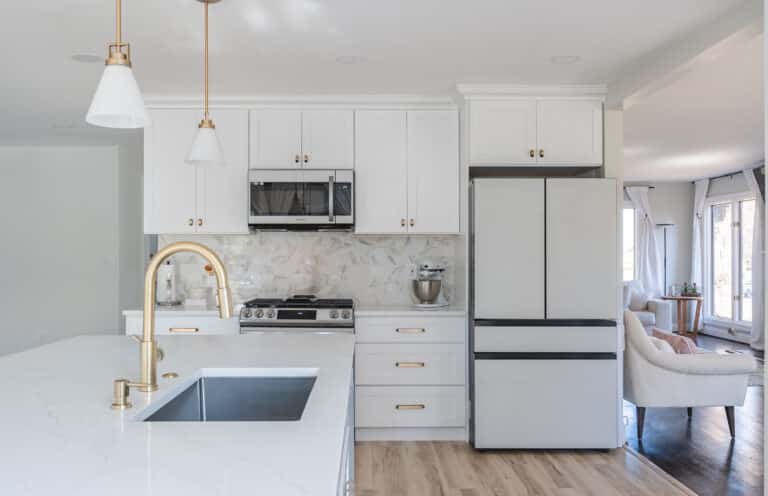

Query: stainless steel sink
[143,376,316,422]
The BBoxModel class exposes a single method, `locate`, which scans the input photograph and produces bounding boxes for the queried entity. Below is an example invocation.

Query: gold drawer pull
[396,328,425,334]
[169,327,199,333]
[396,404,425,411]
[396,361,425,368]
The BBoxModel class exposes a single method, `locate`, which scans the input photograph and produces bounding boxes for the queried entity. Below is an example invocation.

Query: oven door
[248,170,354,227]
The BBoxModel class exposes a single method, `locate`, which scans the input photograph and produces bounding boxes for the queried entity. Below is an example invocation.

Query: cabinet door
[196,109,249,234]
[250,110,302,168]
[537,100,603,165]
[546,178,617,319]
[302,110,354,169]
[473,179,545,319]
[143,109,198,234]
[354,111,408,234]
[469,99,537,165]
[406,110,460,234]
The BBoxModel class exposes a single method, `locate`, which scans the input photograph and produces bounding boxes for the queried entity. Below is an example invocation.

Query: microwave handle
[328,174,335,223]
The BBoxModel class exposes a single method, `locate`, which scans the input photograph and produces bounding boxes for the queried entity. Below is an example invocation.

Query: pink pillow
[652,328,698,354]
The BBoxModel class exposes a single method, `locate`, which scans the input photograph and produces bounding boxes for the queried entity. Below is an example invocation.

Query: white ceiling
[624,32,764,182]
[0,0,754,144]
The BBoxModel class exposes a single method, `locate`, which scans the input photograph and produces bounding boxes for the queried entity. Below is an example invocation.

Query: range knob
[255,309,265,318]
[243,309,252,318]
[341,310,352,320]
[266,309,275,319]
[329,310,339,319]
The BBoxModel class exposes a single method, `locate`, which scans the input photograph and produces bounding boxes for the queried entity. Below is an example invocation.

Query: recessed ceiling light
[549,55,581,65]
[71,53,104,64]
[336,55,366,65]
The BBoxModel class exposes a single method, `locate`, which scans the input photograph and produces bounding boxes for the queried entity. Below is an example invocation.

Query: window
[706,197,755,324]
[622,207,636,281]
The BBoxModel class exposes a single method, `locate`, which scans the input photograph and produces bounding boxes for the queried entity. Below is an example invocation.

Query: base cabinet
[473,359,618,449]
[123,311,239,336]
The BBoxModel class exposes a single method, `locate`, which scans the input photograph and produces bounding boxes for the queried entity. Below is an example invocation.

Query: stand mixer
[410,260,449,308]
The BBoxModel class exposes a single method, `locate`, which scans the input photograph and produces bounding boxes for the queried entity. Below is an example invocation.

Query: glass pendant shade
[86,64,148,129]
[186,126,225,166]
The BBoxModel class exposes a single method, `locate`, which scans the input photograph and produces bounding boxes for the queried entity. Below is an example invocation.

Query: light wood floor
[355,442,692,496]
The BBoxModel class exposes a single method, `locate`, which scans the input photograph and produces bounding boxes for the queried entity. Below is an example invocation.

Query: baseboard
[356,427,468,441]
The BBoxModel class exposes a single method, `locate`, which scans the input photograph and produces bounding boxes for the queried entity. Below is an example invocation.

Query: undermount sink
[143,373,317,422]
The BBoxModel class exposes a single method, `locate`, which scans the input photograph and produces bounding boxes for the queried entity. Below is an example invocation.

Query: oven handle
[328,174,335,223]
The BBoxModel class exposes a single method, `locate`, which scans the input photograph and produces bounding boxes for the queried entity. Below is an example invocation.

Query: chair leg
[724,406,735,438]
[687,407,693,418]
[636,407,646,439]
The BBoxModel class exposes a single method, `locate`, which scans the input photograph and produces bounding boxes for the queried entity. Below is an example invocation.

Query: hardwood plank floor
[356,442,692,496]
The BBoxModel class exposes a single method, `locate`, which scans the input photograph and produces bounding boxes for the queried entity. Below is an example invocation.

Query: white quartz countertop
[0,334,355,496]
[355,304,466,317]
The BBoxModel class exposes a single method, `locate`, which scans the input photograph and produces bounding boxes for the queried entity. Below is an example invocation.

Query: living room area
[619,20,764,496]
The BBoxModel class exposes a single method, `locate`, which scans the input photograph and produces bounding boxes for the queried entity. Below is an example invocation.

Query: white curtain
[626,187,663,296]
[691,179,710,294]
[743,169,765,350]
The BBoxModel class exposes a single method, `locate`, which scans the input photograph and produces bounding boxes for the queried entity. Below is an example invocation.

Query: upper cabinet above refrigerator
[468,98,603,167]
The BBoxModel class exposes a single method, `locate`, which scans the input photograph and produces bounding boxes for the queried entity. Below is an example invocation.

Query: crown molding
[143,94,458,110]
[456,84,607,99]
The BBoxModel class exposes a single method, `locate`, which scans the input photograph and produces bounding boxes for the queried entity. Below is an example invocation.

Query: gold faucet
[113,242,232,406]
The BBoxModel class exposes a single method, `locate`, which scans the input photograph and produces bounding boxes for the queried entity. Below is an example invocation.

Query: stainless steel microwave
[248,169,354,230]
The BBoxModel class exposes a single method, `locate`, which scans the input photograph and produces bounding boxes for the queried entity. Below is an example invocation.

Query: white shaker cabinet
[354,110,409,234]
[468,98,603,166]
[469,99,538,165]
[144,108,249,234]
[537,100,603,165]
[250,109,354,169]
[355,110,460,235]
[249,109,303,169]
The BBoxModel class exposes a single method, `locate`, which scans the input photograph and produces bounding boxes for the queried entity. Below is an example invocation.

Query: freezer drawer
[473,358,618,449]
[474,325,617,353]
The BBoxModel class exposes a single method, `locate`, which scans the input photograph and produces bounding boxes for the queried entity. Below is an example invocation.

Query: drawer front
[474,326,617,353]
[355,344,465,386]
[355,386,465,428]
[125,315,239,336]
[356,317,465,343]
[474,359,618,449]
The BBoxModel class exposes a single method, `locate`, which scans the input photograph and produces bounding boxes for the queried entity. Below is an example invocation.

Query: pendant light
[86,0,148,128]
[186,0,225,166]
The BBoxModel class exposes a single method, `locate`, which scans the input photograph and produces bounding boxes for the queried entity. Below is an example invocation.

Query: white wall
[117,136,144,331]
[0,146,142,356]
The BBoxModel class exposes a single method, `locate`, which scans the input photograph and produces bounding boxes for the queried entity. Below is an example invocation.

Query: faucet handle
[129,335,164,362]
[111,379,132,410]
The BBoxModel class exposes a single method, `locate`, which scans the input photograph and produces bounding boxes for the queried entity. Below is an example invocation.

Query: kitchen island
[0,333,355,496]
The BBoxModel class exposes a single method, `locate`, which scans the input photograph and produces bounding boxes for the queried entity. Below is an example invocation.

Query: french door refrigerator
[470,177,620,449]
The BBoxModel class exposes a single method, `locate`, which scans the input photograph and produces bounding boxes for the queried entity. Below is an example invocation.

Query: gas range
[239,295,354,333]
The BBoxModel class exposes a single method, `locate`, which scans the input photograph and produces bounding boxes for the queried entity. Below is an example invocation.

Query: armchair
[623,280,673,332]
[623,310,756,439]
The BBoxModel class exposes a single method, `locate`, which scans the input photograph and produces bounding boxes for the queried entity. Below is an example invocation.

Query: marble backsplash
[159,233,464,307]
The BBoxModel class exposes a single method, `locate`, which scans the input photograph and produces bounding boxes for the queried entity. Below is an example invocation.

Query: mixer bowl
[411,279,442,304]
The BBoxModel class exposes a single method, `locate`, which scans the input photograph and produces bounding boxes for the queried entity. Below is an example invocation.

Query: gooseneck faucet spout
[135,241,232,392]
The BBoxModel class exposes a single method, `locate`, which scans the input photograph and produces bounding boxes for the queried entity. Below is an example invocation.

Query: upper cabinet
[250,109,354,169]
[144,108,249,234]
[469,98,603,166]
[355,109,460,235]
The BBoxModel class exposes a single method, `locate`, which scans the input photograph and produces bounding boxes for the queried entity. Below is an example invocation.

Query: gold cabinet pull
[303,153,310,164]
[529,149,535,158]
[409,219,415,227]
[197,218,203,227]
[396,327,425,334]
[396,361,425,368]
[294,154,300,164]
[188,218,194,227]
[396,404,425,411]
[539,149,544,158]
[401,218,406,227]
[169,327,199,333]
